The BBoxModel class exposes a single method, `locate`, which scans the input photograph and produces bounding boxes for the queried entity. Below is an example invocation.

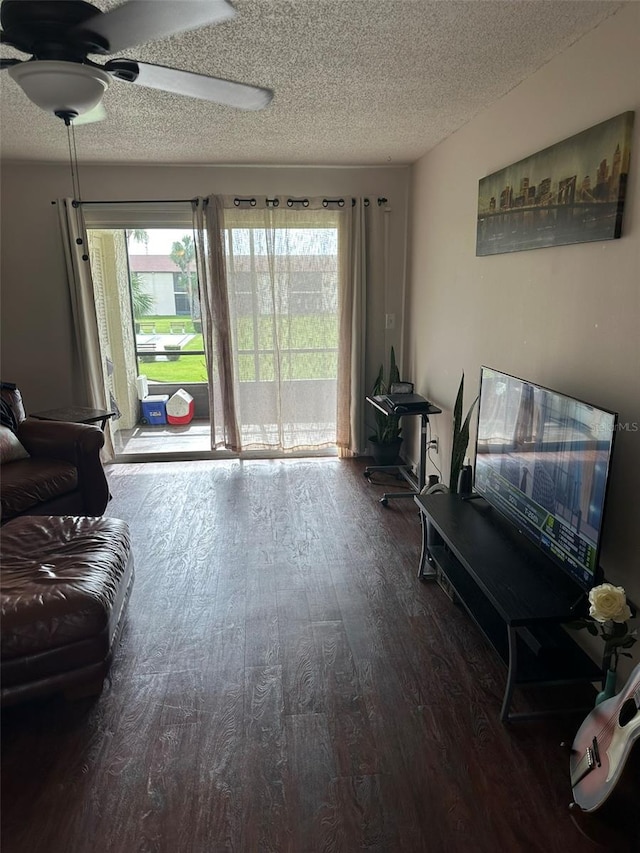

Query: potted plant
[368,346,403,465]
[449,373,478,493]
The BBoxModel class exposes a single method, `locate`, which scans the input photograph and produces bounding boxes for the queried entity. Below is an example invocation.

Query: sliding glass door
[86,207,341,457]
[86,223,210,456]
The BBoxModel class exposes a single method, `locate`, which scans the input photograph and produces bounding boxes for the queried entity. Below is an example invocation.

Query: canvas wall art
[476,111,634,256]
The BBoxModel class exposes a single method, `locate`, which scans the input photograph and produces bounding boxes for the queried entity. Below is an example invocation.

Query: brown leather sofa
[0,385,109,522]
[1,515,134,707]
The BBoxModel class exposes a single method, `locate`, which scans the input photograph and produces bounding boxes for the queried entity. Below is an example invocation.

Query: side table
[30,406,116,431]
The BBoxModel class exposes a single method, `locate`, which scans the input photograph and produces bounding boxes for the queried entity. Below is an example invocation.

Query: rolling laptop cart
[365,394,441,505]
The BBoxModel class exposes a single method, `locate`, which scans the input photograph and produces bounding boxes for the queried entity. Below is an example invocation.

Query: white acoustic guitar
[570,663,640,812]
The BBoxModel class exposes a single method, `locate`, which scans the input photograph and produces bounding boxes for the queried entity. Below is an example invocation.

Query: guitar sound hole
[618,698,638,727]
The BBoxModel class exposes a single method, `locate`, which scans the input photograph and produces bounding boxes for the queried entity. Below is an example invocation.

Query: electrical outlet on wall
[385,313,395,330]
[428,437,439,454]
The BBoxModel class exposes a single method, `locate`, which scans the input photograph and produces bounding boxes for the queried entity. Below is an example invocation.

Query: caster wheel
[140,417,149,425]
[380,497,388,507]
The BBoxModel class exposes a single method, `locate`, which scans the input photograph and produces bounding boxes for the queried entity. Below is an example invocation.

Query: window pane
[127,229,206,385]
[225,218,339,450]
[174,294,190,314]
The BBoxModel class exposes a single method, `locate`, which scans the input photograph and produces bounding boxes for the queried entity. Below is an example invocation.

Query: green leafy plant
[369,346,401,445]
[449,373,478,493]
[130,271,153,319]
[126,228,149,250]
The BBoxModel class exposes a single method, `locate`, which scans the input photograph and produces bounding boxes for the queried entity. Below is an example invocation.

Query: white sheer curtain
[57,198,115,460]
[193,195,387,456]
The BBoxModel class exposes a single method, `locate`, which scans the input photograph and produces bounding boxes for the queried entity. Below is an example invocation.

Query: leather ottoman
[1,515,134,707]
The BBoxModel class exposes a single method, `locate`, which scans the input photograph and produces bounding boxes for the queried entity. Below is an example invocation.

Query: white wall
[140,272,176,316]
[0,164,409,410]
[405,5,640,647]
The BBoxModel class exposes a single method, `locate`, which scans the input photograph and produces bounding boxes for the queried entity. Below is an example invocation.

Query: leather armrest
[17,419,109,515]
[18,418,104,463]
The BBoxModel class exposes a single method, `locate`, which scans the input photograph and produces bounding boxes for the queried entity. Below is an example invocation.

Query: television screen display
[474,367,617,589]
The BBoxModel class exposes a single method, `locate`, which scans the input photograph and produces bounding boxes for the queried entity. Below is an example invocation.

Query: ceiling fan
[0,0,273,125]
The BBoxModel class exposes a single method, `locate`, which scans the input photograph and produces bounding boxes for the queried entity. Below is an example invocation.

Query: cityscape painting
[476,111,634,256]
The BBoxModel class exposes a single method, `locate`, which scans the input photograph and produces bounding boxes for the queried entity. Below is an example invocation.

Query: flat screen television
[474,367,617,590]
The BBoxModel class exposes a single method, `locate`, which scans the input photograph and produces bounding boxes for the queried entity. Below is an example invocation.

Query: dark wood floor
[2,459,637,852]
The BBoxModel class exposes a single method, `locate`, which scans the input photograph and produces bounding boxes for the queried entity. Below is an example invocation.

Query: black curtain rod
[52,196,389,206]
[50,198,200,206]
[51,198,387,207]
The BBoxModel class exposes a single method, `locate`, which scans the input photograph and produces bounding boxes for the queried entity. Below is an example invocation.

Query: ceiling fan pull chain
[70,121,84,204]
[65,121,79,202]
[65,121,89,260]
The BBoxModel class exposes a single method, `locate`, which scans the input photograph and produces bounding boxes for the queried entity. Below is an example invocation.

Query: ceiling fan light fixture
[8,60,110,118]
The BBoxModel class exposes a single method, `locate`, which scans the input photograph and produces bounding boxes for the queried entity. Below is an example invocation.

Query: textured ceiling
[0,0,625,166]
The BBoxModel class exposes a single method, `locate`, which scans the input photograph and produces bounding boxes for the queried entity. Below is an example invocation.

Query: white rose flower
[588,583,632,623]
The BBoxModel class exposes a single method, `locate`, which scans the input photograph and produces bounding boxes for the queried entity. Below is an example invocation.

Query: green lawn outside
[137,315,338,384]
[140,354,209,383]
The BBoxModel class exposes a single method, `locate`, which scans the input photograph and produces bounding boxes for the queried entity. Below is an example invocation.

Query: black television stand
[414,493,602,722]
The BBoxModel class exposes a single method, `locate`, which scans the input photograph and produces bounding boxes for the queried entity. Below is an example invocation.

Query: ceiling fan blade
[72,102,107,125]
[105,59,273,111]
[74,0,236,54]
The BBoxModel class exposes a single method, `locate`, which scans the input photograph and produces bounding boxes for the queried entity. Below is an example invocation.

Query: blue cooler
[141,394,169,425]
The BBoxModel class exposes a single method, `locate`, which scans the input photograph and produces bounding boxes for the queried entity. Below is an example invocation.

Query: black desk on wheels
[365,395,442,505]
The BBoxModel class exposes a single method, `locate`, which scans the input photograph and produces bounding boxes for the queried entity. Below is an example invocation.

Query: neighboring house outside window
[128,255,196,316]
